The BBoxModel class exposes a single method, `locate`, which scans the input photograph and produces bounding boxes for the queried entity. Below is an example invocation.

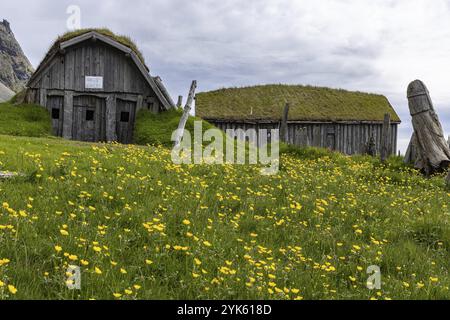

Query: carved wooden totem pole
[404,80,450,184]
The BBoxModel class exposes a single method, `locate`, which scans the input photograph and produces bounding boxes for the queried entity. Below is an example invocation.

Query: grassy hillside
[196,84,401,122]
[0,135,448,300]
[134,109,217,147]
[0,102,52,137]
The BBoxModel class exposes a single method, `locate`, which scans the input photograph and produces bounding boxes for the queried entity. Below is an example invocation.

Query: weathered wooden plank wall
[28,41,164,114]
[31,43,155,96]
[209,121,399,155]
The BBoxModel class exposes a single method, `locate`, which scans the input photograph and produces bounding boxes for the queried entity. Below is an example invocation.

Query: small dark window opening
[52,108,60,119]
[120,111,130,122]
[147,102,154,110]
[86,110,95,121]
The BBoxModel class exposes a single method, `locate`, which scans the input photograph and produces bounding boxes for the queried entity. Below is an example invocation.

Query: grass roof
[196,84,401,123]
[49,28,146,67]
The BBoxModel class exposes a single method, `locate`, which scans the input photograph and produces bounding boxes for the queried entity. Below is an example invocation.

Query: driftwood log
[405,80,450,179]
[173,81,197,148]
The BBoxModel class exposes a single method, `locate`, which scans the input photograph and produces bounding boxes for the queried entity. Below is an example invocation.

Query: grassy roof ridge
[53,28,146,66]
[200,83,389,99]
[196,84,401,123]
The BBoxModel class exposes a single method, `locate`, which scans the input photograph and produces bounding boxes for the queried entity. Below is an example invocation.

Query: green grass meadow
[0,102,51,138]
[0,102,449,300]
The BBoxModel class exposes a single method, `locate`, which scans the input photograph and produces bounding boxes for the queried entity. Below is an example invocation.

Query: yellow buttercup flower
[8,285,18,295]
[0,258,11,266]
[68,255,78,261]
[203,241,212,247]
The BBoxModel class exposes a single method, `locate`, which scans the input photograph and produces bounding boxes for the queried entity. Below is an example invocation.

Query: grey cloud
[1,0,449,152]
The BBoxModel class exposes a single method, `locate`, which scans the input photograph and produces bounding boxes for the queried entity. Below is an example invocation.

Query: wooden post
[380,113,391,162]
[62,91,73,140]
[177,96,183,109]
[174,81,197,148]
[280,103,290,143]
[105,95,117,142]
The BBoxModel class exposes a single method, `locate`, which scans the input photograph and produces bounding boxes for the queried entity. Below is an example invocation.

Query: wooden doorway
[116,99,136,144]
[72,96,106,142]
[326,125,336,150]
[47,96,64,137]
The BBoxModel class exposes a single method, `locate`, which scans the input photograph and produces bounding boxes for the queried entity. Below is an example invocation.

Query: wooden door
[116,99,136,144]
[47,96,64,137]
[326,125,336,150]
[326,133,336,150]
[72,96,106,142]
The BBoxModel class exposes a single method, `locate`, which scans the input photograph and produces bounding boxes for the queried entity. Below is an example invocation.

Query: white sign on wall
[85,76,103,89]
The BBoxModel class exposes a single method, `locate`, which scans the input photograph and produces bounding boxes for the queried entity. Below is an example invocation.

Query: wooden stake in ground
[173,81,197,148]
[280,103,290,143]
[177,96,183,109]
[405,80,450,176]
[380,113,391,162]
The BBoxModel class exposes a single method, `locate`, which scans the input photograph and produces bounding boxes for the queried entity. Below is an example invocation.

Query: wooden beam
[446,171,450,187]
[174,81,197,148]
[154,76,176,108]
[60,32,132,55]
[129,53,172,110]
[280,103,290,143]
[177,96,183,109]
[62,91,74,139]
[380,113,391,162]
[105,94,117,142]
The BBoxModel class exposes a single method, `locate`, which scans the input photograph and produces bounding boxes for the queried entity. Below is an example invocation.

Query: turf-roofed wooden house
[196,85,401,155]
[25,29,175,144]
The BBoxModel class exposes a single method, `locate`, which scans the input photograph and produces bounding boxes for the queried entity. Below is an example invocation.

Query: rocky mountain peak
[0,19,34,92]
[1,19,11,33]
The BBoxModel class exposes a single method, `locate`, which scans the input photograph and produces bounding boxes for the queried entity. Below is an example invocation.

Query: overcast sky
[2,0,450,152]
